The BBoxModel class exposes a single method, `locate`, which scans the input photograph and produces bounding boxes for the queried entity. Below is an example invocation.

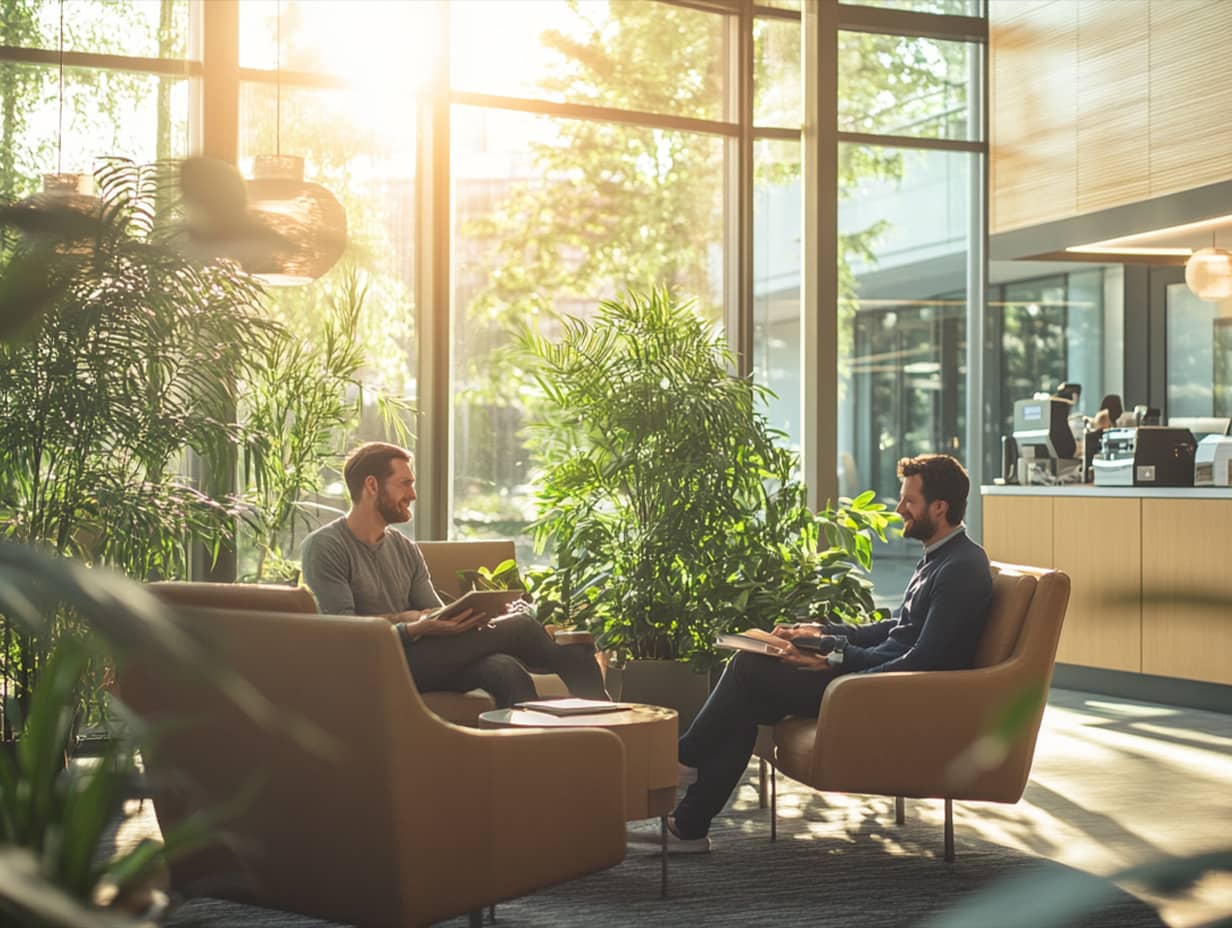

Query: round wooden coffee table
[479,703,678,896]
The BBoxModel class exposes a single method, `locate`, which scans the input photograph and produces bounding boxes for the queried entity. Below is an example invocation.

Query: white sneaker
[626,820,711,855]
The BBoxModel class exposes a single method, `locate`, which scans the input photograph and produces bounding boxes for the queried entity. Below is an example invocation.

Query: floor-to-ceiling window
[753,7,804,447]
[0,0,992,585]
[231,1,429,577]
[447,2,732,558]
[828,4,986,599]
[0,1,192,198]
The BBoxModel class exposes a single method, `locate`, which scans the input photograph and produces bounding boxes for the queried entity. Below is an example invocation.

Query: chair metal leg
[769,762,777,842]
[758,757,768,809]
[469,909,482,928]
[488,904,496,922]
[944,798,955,862]
[895,796,905,825]
[660,815,668,898]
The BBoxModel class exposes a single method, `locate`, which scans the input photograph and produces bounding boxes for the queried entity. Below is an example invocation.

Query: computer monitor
[1012,397,1077,460]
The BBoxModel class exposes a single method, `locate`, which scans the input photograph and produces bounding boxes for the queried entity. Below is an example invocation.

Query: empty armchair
[122,604,627,927]
[768,562,1070,860]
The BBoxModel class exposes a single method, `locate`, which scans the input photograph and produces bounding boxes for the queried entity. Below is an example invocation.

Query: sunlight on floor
[968,690,1232,928]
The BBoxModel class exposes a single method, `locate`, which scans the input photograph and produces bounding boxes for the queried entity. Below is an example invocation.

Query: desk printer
[1194,434,1232,487]
[1092,427,1197,487]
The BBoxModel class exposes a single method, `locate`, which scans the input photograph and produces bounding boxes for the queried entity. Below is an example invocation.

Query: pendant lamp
[1184,241,1232,302]
[246,155,347,286]
[13,0,100,240]
[244,1,347,286]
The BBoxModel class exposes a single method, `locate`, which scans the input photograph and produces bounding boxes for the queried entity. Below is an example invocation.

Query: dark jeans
[399,614,608,708]
[673,652,835,839]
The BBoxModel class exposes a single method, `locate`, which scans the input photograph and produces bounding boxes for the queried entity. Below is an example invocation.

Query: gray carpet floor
[156,772,1165,928]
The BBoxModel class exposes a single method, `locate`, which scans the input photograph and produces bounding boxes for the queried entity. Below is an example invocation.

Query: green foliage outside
[453,2,967,528]
[520,290,898,670]
[236,270,412,583]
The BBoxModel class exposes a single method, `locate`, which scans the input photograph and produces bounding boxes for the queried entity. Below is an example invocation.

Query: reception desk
[982,486,1232,688]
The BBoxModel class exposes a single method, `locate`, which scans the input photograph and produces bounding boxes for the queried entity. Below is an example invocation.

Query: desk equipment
[1194,434,1232,486]
[1012,396,1081,484]
[1092,426,1197,487]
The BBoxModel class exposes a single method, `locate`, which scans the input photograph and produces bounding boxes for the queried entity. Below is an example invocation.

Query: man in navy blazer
[633,453,994,854]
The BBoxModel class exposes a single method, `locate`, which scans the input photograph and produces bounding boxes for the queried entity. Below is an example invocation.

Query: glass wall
[0,0,991,585]
[841,0,983,14]
[826,15,985,601]
[752,5,804,451]
[983,268,1110,486]
[753,138,803,447]
[448,1,733,555]
[231,3,428,578]
[1166,283,1232,420]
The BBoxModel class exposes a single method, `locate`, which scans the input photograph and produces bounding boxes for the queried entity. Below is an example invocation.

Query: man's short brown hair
[343,442,411,502]
[897,454,969,525]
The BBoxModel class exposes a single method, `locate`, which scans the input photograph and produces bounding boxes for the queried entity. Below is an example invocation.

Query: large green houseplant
[0,159,280,733]
[520,290,896,721]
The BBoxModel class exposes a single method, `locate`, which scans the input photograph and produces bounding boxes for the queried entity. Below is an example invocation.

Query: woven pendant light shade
[245,155,346,286]
[12,173,102,253]
[23,172,100,214]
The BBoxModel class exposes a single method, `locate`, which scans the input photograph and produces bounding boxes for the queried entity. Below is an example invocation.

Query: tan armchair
[148,541,574,726]
[417,539,572,699]
[122,604,627,927]
[765,562,1070,860]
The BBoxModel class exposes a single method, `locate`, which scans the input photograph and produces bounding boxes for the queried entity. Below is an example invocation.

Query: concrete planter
[619,659,712,731]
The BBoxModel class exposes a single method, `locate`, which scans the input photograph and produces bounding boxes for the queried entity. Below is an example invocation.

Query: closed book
[513,698,630,717]
[715,631,788,657]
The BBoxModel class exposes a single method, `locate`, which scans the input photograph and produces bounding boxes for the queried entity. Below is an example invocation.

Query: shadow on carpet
[167,802,1166,928]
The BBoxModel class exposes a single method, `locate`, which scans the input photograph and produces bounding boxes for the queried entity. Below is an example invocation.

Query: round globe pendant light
[1184,246,1232,302]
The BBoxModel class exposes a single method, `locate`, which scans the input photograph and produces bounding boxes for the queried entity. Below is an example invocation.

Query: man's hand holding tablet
[398,589,525,640]
[428,589,527,623]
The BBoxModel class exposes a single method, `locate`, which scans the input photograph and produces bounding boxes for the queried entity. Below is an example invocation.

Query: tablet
[430,588,525,622]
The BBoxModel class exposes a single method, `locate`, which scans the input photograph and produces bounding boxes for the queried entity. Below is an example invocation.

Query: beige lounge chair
[761,562,1070,860]
[122,603,627,927]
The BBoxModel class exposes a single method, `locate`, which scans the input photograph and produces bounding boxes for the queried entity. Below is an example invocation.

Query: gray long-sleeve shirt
[300,516,442,616]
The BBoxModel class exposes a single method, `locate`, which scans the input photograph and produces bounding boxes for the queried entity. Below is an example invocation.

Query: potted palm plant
[0,158,279,737]
[519,289,896,727]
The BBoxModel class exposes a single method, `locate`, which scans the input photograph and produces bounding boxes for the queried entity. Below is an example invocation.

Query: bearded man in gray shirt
[301,442,607,708]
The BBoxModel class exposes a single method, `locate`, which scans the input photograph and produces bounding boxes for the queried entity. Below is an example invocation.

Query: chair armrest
[482,727,627,902]
[810,662,1045,800]
[389,723,627,923]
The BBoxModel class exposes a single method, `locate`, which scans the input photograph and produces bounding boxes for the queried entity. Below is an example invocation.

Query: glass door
[1164,277,1232,431]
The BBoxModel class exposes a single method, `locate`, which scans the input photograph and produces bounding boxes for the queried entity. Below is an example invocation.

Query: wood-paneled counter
[982,486,1232,686]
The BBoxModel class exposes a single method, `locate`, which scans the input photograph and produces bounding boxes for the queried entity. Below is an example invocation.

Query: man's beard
[903,510,936,541]
[376,487,411,524]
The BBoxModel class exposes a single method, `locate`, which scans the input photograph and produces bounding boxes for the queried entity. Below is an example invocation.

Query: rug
[160,772,1167,928]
